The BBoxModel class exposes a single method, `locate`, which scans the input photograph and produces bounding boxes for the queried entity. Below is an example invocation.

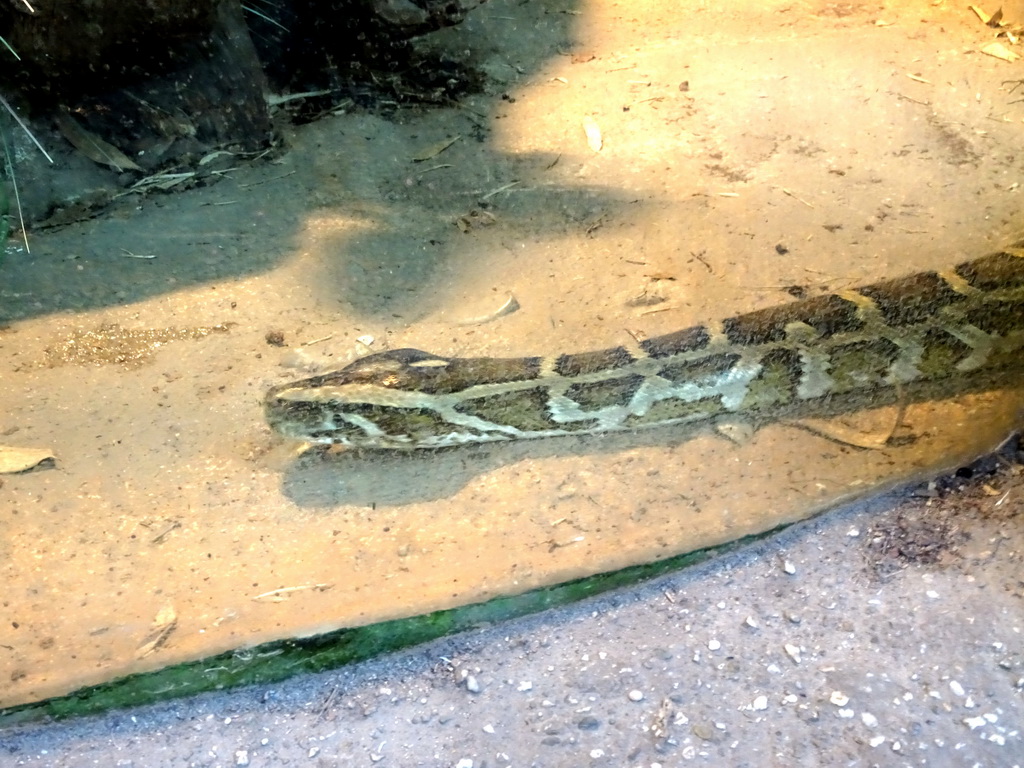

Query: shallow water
[2,0,1023,709]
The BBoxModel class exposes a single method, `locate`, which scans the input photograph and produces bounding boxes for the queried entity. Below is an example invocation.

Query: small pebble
[784,644,802,663]
[483,724,495,734]
[949,680,965,696]
[861,712,878,727]
[829,691,850,707]
[465,675,480,693]
[517,681,533,692]
[752,695,768,710]
[235,751,249,767]
[783,560,796,574]
[707,639,721,651]
[628,689,644,702]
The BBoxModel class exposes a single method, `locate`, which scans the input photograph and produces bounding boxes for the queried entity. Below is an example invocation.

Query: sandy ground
[2,0,1024,762]
[2,449,1022,765]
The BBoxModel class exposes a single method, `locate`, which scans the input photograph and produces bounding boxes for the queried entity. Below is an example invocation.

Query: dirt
[2,0,1024,762]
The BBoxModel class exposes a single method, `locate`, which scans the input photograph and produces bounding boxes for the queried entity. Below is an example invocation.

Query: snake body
[265,243,1024,449]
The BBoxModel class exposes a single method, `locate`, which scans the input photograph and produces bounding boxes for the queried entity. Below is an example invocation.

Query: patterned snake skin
[265,242,1024,449]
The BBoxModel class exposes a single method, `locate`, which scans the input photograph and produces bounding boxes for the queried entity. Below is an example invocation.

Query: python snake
[265,242,1024,449]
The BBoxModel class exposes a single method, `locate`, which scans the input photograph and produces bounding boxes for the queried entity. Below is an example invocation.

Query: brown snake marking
[265,243,1024,449]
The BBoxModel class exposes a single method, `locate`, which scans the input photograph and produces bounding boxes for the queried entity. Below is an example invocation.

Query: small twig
[315,686,340,722]
[638,305,674,316]
[0,94,53,163]
[252,583,332,601]
[0,35,20,60]
[241,3,289,31]
[417,163,452,175]
[689,250,713,273]
[780,187,814,208]
[891,91,929,106]
[1,129,29,253]
[151,521,181,544]
[302,333,335,346]
[238,171,295,188]
[267,90,331,107]
[480,180,519,200]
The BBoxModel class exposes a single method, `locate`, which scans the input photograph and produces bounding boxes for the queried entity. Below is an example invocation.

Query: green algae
[0,526,783,724]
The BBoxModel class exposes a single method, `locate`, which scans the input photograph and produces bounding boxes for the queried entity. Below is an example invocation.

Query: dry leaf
[135,604,177,658]
[412,136,460,162]
[454,209,496,232]
[582,116,603,152]
[0,445,54,473]
[970,4,991,24]
[130,172,195,192]
[56,112,142,172]
[453,294,521,326]
[981,41,1020,61]
[199,150,236,166]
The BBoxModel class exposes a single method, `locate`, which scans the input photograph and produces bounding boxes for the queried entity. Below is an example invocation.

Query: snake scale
[265,241,1024,449]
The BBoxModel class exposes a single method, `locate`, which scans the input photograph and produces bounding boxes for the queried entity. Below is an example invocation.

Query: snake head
[263,348,458,446]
